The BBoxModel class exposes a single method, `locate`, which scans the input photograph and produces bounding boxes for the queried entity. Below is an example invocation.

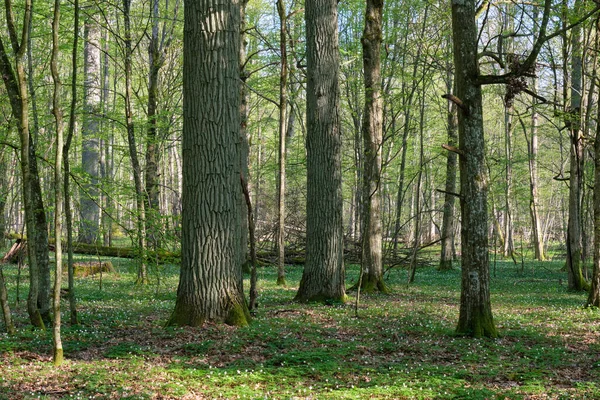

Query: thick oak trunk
[168,0,250,326]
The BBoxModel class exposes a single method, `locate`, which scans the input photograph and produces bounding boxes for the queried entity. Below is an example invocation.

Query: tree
[295,0,345,303]
[276,0,288,287]
[358,0,387,292]
[167,0,250,326]
[0,0,45,328]
[565,0,586,291]
[449,0,497,337]
[50,0,64,365]
[123,0,148,284]
[80,13,101,244]
[439,64,458,271]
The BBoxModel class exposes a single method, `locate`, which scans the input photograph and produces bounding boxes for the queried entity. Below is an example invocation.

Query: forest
[1,0,600,398]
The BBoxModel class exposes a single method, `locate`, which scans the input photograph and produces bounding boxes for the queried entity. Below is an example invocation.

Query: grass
[0,253,599,399]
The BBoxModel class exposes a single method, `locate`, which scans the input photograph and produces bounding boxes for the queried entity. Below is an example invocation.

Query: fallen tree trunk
[4,233,179,263]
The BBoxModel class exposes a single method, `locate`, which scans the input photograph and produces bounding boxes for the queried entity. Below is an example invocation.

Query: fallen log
[4,233,179,263]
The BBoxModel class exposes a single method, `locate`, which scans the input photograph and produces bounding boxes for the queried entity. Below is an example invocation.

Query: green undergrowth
[0,254,599,399]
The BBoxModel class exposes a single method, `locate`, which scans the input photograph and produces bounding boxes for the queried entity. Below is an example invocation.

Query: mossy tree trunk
[450,0,497,338]
[295,0,345,303]
[168,0,250,326]
[358,0,387,293]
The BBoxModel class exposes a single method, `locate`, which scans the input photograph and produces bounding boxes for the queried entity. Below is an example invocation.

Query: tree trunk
[123,0,148,284]
[0,151,7,249]
[50,0,64,365]
[64,0,80,325]
[439,65,458,271]
[0,0,44,329]
[295,0,345,303]
[0,266,15,334]
[587,18,600,307]
[451,0,497,338]
[168,0,250,326]
[276,0,288,286]
[527,74,545,261]
[566,0,586,291]
[80,16,101,244]
[358,0,387,292]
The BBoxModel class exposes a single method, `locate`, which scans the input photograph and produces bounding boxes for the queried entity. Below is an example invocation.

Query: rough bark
[356,0,387,293]
[295,0,345,303]
[80,16,101,244]
[50,0,64,365]
[168,0,250,326]
[451,0,497,338]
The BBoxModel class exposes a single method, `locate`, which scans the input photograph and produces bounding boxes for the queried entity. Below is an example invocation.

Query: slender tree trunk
[566,0,586,291]
[295,0,345,303]
[0,152,7,249]
[25,1,51,324]
[587,18,600,306]
[358,0,387,292]
[168,0,250,326]
[276,0,288,286]
[0,0,44,329]
[64,0,79,325]
[527,75,545,261]
[123,0,148,284]
[239,0,250,272]
[50,0,64,365]
[450,0,497,338]
[503,107,515,258]
[439,65,458,271]
[80,16,101,244]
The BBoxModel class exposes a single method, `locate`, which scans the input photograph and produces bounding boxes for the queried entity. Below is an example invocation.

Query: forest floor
[0,250,599,399]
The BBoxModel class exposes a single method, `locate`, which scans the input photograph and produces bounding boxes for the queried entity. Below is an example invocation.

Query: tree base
[455,312,498,338]
[348,274,390,294]
[276,276,286,286]
[437,259,453,271]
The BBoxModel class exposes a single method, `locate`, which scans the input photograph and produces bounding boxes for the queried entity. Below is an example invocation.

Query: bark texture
[295,0,345,303]
[168,0,250,326]
[359,0,386,292]
[451,0,497,338]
